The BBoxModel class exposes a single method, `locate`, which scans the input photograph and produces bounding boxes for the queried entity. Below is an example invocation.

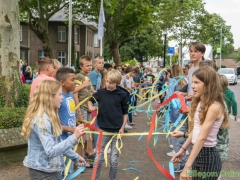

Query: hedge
[0,107,27,129]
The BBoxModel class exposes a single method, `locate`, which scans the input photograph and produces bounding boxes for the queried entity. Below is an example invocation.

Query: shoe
[186,150,189,156]
[169,145,173,149]
[125,123,132,129]
[167,150,176,157]
[133,112,137,116]
[107,148,111,154]
[85,152,96,160]
[174,165,184,173]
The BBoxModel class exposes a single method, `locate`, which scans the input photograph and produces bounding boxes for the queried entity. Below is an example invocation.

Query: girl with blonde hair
[172,67,227,180]
[22,80,85,180]
[24,66,33,84]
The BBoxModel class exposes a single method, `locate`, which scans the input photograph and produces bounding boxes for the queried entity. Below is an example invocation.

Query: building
[20,9,102,67]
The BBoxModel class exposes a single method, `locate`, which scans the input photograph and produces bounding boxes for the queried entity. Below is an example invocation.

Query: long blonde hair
[171,64,186,89]
[189,67,228,129]
[22,80,62,139]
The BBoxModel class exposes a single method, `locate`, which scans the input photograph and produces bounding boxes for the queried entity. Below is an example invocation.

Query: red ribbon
[147,93,188,180]
[84,124,102,180]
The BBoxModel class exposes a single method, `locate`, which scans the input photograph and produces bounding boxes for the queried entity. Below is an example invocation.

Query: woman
[172,67,227,180]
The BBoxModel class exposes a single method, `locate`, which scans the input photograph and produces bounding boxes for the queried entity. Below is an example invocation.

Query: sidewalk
[0,101,240,180]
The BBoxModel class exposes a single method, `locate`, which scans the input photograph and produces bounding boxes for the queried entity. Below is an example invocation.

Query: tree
[75,0,160,64]
[19,0,69,58]
[156,0,208,63]
[234,49,240,63]
[198,13,234,59]
[0,0,20,106]
[119,23,164,64]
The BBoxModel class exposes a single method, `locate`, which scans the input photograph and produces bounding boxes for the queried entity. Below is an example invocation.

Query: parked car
[218,68,238,85]
[237,66,240,79]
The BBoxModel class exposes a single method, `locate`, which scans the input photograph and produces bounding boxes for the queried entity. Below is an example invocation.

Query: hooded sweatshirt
[89,86,129,132]
[224,88,238,116]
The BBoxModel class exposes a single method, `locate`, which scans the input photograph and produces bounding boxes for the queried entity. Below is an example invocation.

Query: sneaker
[125,123,132,130]
[133,112,137,116]
[169,145,173,149]
[186,150,189,156]
[167,150,176,157]
[85,152,96,160]
[174,165,184,173]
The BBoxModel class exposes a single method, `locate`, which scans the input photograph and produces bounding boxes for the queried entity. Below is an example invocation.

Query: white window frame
[94,34,99,47]
[75,27,79,44]
[58,26,66,42]
[20,25,22,41]
[58,51,66,64]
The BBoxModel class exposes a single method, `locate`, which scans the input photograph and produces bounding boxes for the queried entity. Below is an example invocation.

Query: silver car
[218,68,238,85]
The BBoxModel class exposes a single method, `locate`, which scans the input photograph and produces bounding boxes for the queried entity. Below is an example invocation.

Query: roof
[49,8,98,30]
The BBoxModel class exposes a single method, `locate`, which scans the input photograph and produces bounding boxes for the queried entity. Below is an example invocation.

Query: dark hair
[189,42,206,60]
[104,63,112,70]
[199,60,217,71]
[56,67,75,81]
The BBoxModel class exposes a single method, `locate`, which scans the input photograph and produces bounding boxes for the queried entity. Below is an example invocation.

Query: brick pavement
[0,100,240,180]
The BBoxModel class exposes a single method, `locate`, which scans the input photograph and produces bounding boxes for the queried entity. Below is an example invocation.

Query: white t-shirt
[125,76,134,89]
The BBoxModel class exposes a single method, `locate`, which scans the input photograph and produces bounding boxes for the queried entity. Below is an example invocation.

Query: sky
[204,0,240,49]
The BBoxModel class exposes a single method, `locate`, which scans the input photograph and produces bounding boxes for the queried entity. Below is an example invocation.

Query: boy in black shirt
[88,69,129,180]
[144,68,155,99]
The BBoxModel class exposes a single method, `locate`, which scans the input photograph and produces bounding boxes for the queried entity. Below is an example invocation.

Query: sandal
[130,122,135,126]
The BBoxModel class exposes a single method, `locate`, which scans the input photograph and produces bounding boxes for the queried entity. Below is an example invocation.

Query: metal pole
[100,38,103,56]
[163,34,167,67]
[220,25,222,68]
[68,0,72,67]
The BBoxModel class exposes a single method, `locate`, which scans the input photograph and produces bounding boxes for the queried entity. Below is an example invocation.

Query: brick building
[20,9,102,66]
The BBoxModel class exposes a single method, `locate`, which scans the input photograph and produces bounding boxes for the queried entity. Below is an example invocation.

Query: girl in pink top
[172,67,228,180]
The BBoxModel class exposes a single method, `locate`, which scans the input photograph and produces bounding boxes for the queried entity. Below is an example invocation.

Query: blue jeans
[170,109,187,167]
[128,95,133,123]
[93,133,121,180]
[93,120,99,148]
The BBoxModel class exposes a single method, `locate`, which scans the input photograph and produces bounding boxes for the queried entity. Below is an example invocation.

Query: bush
[0,107,26,129]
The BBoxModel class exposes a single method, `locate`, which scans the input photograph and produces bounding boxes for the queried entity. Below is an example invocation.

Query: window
[75,27,79,44]
[58,26,66,42]
[94,34,99,47]
[20,25,22,41]
[58,51,66,64]
[38,50,44,58]
[21,51,25,60]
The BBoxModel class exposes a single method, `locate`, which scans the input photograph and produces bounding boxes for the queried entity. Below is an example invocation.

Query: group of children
[21,41,238,180]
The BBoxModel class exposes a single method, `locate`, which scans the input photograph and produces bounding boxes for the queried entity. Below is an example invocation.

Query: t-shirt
[30,74,55,98]
[75,72,92,111]
[121,75,127,88]
[125,76,134,89]
[89,70,102,90]
[58,92,76,140]
[144,74,155,83]
[187,66,198,95]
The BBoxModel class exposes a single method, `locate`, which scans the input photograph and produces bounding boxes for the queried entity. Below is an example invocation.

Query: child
[88,69,129,180]
[52,59,63,78]
[74,55,95,161]
[30,57,55,98]
[124,66,140,126]
[144,68,155,100]
[24,66,33,84]
[172,67,228,180]
[219,74,238,120]
[22,80,85,180]
[89,56,104,91]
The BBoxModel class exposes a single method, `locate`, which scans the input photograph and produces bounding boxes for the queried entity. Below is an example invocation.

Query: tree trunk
[30,22,54,58]
[110,42,121,65]
[0,0,20,106]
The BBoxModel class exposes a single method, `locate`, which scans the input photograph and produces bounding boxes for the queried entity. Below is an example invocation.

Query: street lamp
[163,28,167,67]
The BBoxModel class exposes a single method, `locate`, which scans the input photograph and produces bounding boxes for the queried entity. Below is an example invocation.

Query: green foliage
[122,60,137,66]
[0,107,26,129]
[0,75,29,108]
[234,49,240,63]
